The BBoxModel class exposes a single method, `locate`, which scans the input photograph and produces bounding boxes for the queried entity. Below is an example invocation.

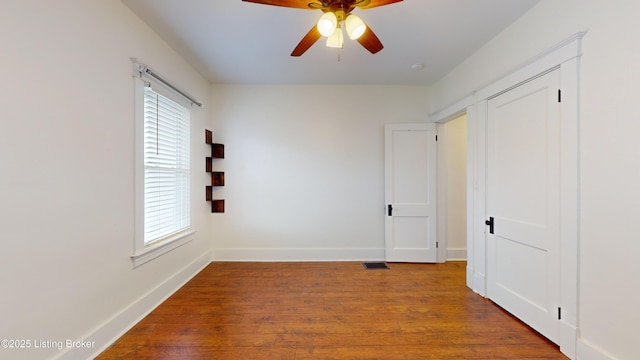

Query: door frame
[429,32,584,359]
[435,114,469,263]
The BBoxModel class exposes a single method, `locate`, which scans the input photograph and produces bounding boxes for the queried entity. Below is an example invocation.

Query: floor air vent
[362,262,389,270]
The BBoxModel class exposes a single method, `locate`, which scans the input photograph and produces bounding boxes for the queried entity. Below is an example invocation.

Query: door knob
[485,217,494,234]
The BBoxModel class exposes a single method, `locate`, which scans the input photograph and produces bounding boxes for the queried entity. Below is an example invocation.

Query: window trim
[131,73,195,267]
[131,230,194,268]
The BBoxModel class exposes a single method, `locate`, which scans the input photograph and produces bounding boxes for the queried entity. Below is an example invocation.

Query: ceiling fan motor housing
[311,0,368,14]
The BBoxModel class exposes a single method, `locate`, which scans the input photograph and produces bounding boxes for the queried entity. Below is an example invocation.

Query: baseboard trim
[559,321,577,359]
[466,265,474,289]
[473,271,486,297]
[212,248,386,262]
[577,338,618,360]
[446,248,467,261]
[55,250,212,360]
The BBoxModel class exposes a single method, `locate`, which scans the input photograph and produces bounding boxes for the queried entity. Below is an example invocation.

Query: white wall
[430,1,640,359]
[209,84,430,261]
[6,0,637,359]
[437,115,467,261]
[0,1,212,359]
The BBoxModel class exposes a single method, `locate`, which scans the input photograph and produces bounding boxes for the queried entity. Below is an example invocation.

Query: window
[132,63,198,267]
[142,86,191,245]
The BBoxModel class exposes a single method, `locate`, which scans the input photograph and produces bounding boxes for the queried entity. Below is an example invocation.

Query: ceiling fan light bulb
[345,14,366,40]
[317,12,337,37]
[326,26,344,48]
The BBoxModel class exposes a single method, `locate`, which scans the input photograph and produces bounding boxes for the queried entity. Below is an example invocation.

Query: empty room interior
[1,1,639,359]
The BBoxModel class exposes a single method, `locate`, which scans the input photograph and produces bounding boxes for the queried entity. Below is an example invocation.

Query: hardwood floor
[97,262,567,359]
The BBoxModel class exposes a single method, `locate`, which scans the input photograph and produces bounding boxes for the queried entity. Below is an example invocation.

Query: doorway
[467,35,582,358]
[384,120,468,264]
[437,114,468,262]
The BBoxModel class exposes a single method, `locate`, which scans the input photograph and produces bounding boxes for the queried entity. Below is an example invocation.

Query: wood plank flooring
[97,262,567,359]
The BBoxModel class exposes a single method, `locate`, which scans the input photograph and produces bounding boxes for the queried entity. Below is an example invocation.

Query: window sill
[131,231,194,268]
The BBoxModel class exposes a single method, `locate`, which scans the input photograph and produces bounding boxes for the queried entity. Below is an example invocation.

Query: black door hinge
[435,135,438,141]
[558,307,562,320]
[436,242,439,249]
[485,217,494,234]
[387,204,393,216]
[558,89,562,103]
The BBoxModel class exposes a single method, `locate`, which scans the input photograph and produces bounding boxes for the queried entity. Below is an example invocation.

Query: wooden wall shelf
[205,129,213,144]
[211,199,225,213]
[211,144,225,158]
[206,129,225,158]
[205,129,225,213]
[211,172,225,186]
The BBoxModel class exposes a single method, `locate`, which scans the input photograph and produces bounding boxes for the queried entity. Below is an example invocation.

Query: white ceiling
[122,0,540,85]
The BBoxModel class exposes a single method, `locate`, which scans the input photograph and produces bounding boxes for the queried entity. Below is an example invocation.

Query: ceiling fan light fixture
[317,12,338,37]
[345,14,366,40]
[326,26,344,48]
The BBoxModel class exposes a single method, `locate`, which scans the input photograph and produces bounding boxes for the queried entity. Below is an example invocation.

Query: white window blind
[143,86,191,245]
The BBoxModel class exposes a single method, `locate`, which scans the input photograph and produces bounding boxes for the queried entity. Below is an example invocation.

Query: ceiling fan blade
[357,26,384,54]
[356,0,403,9]
[241,0,319,9]
[291,26,322,56]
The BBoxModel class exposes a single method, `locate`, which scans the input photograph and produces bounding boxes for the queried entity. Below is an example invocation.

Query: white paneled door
[384,123,437,263]
[486,69,561,343]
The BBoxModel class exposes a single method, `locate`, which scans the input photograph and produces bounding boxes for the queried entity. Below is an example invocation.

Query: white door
[486,69,561,343]
[384,123,437,263]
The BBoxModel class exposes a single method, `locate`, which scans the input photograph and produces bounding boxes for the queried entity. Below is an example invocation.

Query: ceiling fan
[242,0,403,56]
